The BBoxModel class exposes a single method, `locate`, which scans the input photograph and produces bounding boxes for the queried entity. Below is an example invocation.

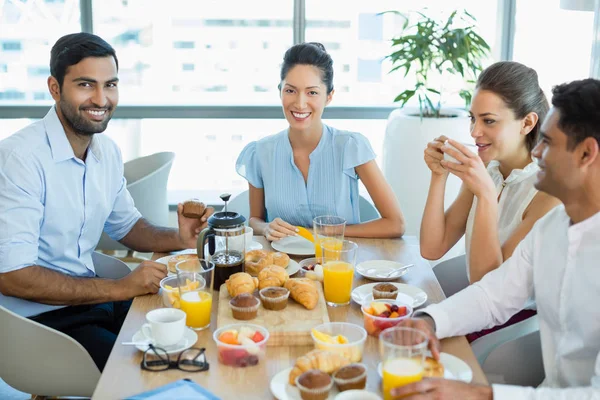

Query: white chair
[228,190,380,223]
[432,254,469,298]
[0,252,130,398]
[96,151,175,253]
[471,315,544,386]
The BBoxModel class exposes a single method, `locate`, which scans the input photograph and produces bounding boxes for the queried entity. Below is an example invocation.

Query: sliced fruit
[219,330,239,345]
[296,226,314,243]
[397,306,408,316]
[333,334,348,344]
[312,329,335,344]
[239,336,260,355]
[238,326,256,340]
[251,331,265,343]
[371,302,389,315]
[389,311,400,318]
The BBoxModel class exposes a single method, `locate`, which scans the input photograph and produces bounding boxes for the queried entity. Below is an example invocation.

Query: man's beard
[59,97,114,136]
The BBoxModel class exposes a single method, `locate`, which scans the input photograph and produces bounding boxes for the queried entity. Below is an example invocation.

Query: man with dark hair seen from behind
[0,33,212,371]
[391,78,600,399]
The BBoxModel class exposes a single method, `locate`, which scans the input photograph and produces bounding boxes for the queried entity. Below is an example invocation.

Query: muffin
[372,283,399,300]
[295,369,333,400]
[332,363,367,392]
[259,287,290,311]
[229,293,260,320]
[182,199,206,218]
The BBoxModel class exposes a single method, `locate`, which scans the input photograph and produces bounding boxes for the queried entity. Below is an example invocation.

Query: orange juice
[315,237,343,259]
[180,290,212,330]
[322,261,353,304]
[382,358,423,400]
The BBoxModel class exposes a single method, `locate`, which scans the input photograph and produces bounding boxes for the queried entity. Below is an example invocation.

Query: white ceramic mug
[443,140,478,164]
[141,308,186,347]
[244,226,254,248]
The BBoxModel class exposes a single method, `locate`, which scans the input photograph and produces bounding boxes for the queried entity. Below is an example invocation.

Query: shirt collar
[284,124,329,167]
[488,159,539,185]
[44,106,101,163]
[569,208,600,234]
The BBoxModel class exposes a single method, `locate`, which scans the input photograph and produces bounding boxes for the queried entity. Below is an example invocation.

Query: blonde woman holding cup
[420,62,561,340]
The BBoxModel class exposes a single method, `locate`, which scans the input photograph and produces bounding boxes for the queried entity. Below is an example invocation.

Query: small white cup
[443,140,478,164]
[141,308,186,347]
[335,390,382,400]
[244,226,254,248]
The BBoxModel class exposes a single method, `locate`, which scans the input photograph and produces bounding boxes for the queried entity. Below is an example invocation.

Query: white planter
[383,108,471,244]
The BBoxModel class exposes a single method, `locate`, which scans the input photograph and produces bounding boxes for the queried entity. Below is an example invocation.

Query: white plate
[158,253,300,276]
[356,260,411,281]
[271,236,315,256]
[351,283,427,308]
[377,352,473,383]
[131,327,198,354]
[270,367,339,400]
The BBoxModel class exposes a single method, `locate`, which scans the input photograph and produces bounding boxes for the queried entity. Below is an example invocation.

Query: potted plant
[381,9,491,241]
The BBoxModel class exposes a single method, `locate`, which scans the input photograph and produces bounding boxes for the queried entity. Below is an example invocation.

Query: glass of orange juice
[379,327,429,400]
[176,259,214,331]
[313,215,346,260]
[321,240,357,307]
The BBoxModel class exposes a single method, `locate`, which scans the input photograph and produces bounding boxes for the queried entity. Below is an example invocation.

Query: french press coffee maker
[197,194,246,289]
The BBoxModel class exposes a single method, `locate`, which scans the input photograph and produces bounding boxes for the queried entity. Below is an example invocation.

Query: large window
[513,0,595,96]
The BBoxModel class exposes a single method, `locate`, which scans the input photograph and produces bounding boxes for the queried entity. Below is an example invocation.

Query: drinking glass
[176,259,214,331]
[321,240,357,307]
[379,327,429,400]
[313,215,346,259]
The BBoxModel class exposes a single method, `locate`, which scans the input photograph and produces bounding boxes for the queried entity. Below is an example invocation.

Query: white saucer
[356,260,411,281]
[286,259,301,276]
[270,367,339,400]
[131,327,198,354]
[351,283,427,308]
[271,236,315,256]
[377,352,473,382]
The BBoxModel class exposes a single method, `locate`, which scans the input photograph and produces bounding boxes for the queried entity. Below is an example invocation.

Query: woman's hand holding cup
[424,135,450,177]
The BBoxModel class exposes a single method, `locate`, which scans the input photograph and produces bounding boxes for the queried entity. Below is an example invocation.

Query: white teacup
[443,140,478,164]
[141,308,186,347]
[244,226,254,248]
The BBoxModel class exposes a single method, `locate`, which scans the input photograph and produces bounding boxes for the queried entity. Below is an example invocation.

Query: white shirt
[465,160,540,281]
[423,205,600,399]
[0,107,141,317]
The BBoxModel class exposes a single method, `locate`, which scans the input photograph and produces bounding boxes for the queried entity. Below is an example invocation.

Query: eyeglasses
[141,344,209,372]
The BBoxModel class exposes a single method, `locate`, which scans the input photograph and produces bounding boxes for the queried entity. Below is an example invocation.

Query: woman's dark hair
[279,42,334,94]
[50,32,118,89]
[551,78,600,150]
[476,61,549,152]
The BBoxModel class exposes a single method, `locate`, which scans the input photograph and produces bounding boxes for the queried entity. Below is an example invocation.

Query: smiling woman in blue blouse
[236,42,405,241]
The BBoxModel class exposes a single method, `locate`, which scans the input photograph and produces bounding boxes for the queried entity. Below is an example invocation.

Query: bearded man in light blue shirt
[0,33,211,371]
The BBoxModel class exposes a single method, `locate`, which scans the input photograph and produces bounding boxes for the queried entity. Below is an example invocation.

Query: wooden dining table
[92,236,486,399]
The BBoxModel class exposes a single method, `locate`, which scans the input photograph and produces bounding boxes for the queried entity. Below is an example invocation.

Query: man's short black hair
[551,79,600,150]
[50,32,118,88]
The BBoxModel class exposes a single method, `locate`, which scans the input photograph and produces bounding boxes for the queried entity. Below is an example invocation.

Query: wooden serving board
[217,282,330,346]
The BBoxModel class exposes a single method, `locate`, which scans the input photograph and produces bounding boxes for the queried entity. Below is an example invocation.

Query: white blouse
[465,160,540,281]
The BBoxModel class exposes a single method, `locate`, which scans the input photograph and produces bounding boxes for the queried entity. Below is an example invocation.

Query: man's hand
[390,378,493,400]
[118,260,167,299]
[177,203,214,249]
[397,317,441,360]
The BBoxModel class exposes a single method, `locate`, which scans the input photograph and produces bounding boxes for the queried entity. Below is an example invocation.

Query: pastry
[259,287,289,310]
[271,252,290,267]
[332,363,367,391]
[284,278,319,310]
[167,253,197,273]
[257,265,289,290]
[289,350,351,385]
[229,293,260,320]
[245,250,274,276]
[372,283,399,300]
[182,199,206,218]
[225,272,259,297]
[423,356,444,378]
[295,370,333,400]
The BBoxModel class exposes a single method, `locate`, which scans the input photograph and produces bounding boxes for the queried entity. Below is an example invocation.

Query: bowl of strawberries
[361,299,413,337]
[213,323,269,367]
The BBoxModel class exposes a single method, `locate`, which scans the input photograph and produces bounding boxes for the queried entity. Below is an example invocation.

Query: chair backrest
[92,251,131,278]
[0,306,100,397]
[96,152,175,251]
[432,254,469,298]
[471,316,544,386]
[227,190,380,224]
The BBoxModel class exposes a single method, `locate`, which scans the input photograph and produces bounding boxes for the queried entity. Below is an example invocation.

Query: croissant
[284,278,319,310]
[225,272,259,297]
[289,350,351,385]
[258,265,289,290]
